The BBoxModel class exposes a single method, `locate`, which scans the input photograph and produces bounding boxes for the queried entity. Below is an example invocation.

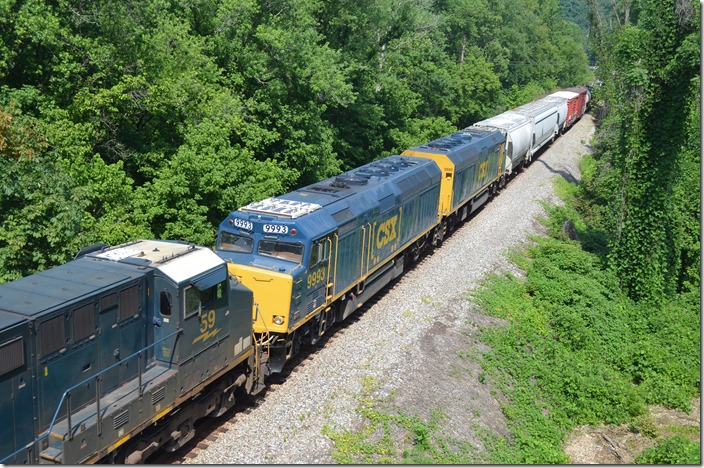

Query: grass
[322,165,700,464]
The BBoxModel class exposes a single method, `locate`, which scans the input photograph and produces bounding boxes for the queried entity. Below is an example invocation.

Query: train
[0,86,589,464]
[214,86,590,374]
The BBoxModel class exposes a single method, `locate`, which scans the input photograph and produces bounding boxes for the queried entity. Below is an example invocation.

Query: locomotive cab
[0,240,258,464]
[217,198,335,373]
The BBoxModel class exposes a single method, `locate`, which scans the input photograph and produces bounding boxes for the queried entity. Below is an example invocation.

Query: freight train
[0,86,589,464]
[215,86,590,374]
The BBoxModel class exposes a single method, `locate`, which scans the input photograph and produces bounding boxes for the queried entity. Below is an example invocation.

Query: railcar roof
[547,91,579,99]
[471,111,529,131]
[512,99,559,116]
[0,257,143,318]
[92,239,223,285]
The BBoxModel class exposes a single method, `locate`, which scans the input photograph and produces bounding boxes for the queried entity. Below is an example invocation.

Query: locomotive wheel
[432,221,446,247]
[411,244,420,262]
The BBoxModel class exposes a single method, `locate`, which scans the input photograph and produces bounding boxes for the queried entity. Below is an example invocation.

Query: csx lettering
[376,215,399,250]
[478,161,489,179]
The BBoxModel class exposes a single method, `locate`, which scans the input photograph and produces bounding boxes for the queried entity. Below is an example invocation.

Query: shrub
[635,436,701,464]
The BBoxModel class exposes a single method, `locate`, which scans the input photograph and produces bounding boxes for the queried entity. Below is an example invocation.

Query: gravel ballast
[186,115,596,464]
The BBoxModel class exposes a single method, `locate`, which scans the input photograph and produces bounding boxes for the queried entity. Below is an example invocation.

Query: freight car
[470,85,590,175]
[216,127,505,373]
[0,240,264,464]
[470,112,533,176]
[537,86,591,132]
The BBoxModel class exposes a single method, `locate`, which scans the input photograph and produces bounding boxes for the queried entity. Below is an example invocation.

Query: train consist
[215,86,589,374]
[0,86,588,464]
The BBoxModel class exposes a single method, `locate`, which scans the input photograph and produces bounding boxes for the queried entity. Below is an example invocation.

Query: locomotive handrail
[0,328,183,464]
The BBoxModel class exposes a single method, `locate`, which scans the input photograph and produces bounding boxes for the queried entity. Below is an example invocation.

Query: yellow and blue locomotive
[216,127,506,373]
[217,155,443,372]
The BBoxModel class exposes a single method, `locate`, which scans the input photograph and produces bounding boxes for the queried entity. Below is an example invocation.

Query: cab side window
[159,291,172,317]
[184,283,222,318]
[185,287,201,318]
[309,237,330,268]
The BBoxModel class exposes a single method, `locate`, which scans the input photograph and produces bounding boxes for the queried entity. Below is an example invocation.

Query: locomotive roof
[0,310,26,331]
[403,128,505,176]
[0,255,144,318]
[225,154,441,246]
[0,240,224,318]
[238,154,439,215]
[407,128,502,156]
[92,239,223,285]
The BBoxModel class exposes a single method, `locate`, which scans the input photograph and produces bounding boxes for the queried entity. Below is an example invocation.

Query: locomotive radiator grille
[114,410,129,430]
[152,386,165,405]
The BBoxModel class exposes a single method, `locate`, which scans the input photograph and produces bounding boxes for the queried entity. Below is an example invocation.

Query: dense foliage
[472,0,702,455]
[0,0,591,282]
[471,3,701,462]
[585,0,700,301]
[471,176,700,464]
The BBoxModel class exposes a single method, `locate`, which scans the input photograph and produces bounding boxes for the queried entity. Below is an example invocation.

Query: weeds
[322,376,479,464]
[635,436,701,464]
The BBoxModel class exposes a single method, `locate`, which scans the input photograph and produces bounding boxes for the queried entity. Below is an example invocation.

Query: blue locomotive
[217,155,443,372]
[216,126,506,373]
[0,240,263,464]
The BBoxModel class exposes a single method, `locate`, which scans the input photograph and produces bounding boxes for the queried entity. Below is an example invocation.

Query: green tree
[587,0,700,300]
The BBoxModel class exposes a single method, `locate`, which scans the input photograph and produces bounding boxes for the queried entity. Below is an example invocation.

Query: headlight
[273,315,284,325]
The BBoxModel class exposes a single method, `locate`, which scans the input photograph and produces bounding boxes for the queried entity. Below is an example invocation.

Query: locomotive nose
[227,263,294,333]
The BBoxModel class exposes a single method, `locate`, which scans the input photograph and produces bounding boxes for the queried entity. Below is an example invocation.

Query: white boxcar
[469,112,532,175]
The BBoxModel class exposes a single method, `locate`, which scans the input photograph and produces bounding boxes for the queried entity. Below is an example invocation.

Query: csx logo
[376,215,399,249]
[478,160,489,179]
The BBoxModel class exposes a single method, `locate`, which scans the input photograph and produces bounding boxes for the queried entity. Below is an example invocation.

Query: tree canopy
[0,0,592,281]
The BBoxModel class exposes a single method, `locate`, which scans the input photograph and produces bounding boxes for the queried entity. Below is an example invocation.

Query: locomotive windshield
[258,240,304,264]
[219,232,254,253]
